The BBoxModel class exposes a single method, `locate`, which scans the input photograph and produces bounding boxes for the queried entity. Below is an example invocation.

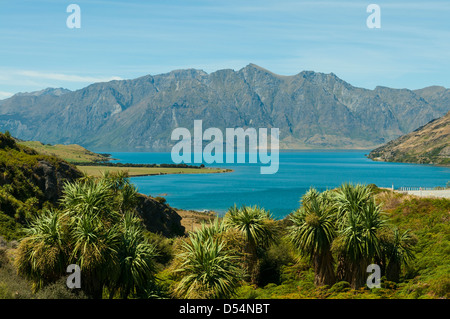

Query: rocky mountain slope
[368,110,450,165]
[1,64,449,151]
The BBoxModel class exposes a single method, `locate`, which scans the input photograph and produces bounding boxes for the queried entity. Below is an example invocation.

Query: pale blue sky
[1,0,450,98]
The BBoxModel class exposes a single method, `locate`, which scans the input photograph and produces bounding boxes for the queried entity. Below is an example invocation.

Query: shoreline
[77,165,233,178]
[366,155,450,167]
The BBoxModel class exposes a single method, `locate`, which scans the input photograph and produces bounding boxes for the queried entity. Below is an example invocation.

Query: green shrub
[0,248,33,299]
[144,231,174,266]
[234,284,259,299]
[34,277,88,299]
[0,282,15,299]
[428,274,450,298]
[329,281,351,293]
[258,239,296,286]
[0,212,24,240]
[154,196,167,204]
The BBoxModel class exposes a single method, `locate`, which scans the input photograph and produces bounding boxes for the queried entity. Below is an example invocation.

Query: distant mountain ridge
[0,64,449,151]
[13,87,71,97]
[368,110,450,165]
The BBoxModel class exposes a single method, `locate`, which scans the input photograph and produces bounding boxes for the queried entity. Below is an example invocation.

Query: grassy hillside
[17,140,111,163]
[368,110,450,165]
[378,192,450,298]
[0,132,82,240]
[18,140,231,177]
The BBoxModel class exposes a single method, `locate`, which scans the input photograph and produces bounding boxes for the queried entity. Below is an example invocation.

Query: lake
[108,151,450,219]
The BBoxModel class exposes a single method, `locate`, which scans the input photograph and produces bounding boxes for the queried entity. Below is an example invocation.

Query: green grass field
[18,140,231,177]
[77,165,230,177]
[17,141,110,163]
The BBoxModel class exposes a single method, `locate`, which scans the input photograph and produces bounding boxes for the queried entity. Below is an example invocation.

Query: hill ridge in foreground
[0,132,185,240]
[368,110,450,165]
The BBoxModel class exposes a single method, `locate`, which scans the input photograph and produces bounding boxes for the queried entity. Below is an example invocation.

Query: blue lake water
[108,151,450,219]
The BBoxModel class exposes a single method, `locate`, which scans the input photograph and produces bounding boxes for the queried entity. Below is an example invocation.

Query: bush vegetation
[0,145,448,300]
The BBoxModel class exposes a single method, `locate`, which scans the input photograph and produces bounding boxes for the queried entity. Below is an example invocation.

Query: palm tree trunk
[374,254,386,277]
[314,250,336,286]
[246,242,259,286]
[83,271,104,299]
[386,260,400,282]
[336,254,352,283]
[351,259,370,289]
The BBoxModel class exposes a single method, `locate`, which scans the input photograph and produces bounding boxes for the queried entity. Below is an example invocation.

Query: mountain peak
[246,63,268,71]
[166,68,208,77]
[241,63,293,79]
[14,87,71,97]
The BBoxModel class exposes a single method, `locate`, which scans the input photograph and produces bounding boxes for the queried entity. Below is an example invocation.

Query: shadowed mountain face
[0,64,449,151]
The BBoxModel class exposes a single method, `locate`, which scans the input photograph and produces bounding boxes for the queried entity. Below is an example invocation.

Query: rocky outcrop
[135,194,185,238]
[32,160,83,203]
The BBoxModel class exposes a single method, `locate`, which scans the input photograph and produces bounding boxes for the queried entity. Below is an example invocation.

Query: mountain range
[1,64,449,151]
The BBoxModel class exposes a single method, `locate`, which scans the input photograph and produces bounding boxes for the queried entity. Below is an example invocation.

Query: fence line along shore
[394,186,450,199]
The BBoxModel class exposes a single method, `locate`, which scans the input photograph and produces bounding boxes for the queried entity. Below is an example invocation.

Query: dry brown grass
[375,191,417,210]
[176,210,217,233]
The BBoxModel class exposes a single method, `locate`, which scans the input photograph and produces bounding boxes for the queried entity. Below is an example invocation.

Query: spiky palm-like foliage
[117,183,139,214]
[382,228,416,282]
[62,177,122,298]
[68,212,120,298]
[173,234,242,299]
[333,185,386,288]
[334,183,373,228]
[16,174,159,298]
[112,212,158,298]
[101,170,129,193]
[15,209,68,292]
[190,218,226,243]
[224,205,278,284]
[288,188,336,286]
[61,178,119,222]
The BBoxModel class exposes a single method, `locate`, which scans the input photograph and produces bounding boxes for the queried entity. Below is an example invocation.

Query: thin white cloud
[0,69,124,96]
[16,70,123,83]
[0,91,14,100]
